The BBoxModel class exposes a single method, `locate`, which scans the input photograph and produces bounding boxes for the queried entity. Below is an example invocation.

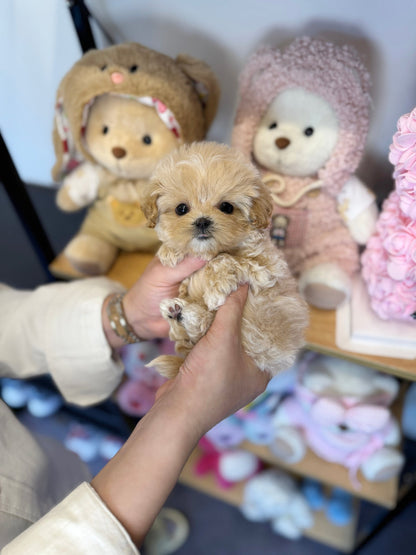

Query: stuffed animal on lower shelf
[115,340,169,417]
[241,469,314,539]
[194,436,262,489]
[232,36,378,309]
[361,107,416,322]
[52,42,220,275]
[271,352,404,487]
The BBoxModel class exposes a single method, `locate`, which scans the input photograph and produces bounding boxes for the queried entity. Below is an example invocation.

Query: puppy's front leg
[202,254,246,310]
[160,298,214,342]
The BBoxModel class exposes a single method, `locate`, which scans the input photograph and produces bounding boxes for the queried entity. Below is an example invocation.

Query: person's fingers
[150,255,205,285]
[211,284,249,332]
[164,256,206,283]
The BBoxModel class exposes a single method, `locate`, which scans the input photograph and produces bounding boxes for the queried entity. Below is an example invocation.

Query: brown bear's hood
[52,42,220,181]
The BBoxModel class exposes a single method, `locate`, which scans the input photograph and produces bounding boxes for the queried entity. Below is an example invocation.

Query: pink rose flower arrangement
[361,109,416,322]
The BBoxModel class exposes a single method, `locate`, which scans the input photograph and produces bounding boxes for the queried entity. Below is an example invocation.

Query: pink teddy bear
[232,37,378,310]
[271,352,404,488]
[361,108,416,322]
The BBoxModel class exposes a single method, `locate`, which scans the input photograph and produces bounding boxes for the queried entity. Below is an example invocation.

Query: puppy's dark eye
[304,127,314,137]
[129,64,139,73]
[102,126,109,135]
[100,64,107,71]
[175,203,189,216]
[219,202,234,214]
[142,135,152,145]
[269,122,277,130]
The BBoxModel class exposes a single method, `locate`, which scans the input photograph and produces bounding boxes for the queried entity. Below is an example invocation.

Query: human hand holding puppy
[102,255,205,349]
[93,283,268,548]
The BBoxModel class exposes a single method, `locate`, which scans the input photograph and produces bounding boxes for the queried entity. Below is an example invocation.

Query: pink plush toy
[271,352,404,488]
[361,108,416,322]
[232,37,378,310]
[116,340,169,417]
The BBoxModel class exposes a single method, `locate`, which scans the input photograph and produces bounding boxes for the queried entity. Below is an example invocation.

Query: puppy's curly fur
[140,142,309,378]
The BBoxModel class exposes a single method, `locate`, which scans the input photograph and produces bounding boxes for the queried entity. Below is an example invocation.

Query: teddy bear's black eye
[269,122,277,130]
[304,127,314,136]
[175,203,189,216]
[219,202,234,214]
[142,135,152,145]
[129,64,139,73]
[100,64,107,71]
[102,126,109,135]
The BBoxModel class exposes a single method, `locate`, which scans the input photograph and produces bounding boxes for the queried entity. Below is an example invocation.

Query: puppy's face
[141,143,272,261]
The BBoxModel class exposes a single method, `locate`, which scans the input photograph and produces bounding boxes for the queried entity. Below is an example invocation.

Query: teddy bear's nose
[112,147,127,159]
[275,137,291,150]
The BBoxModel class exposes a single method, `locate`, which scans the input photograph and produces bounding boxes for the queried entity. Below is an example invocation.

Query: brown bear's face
[84,94,180,179]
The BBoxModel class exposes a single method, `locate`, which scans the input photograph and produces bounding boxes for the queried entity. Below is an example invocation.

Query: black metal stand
[66,0,97,52]
[0,133,56,280]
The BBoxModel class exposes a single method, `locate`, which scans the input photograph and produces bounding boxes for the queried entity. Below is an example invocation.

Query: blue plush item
[402,382,416,441]
[205,416,245,449]
[326,487,353,526]
[243,414,274,445]
[302,478,325,511]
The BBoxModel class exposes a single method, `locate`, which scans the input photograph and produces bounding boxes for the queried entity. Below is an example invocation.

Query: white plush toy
[241,469,314,540]
[232,37,378,309]
[271,353,404,486]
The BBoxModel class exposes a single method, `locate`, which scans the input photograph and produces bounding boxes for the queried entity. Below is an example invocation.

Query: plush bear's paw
[299,263,351,310]
[360,447,405,482]
[64,234,118,275]
[269,426,306,464]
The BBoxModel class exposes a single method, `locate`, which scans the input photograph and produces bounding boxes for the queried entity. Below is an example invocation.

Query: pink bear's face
[253,87,339,177]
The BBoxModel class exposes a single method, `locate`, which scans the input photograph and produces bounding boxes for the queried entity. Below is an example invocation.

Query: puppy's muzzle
[193,217,213,240]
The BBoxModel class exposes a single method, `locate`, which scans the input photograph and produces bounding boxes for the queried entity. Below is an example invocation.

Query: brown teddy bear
[52,42,220,275]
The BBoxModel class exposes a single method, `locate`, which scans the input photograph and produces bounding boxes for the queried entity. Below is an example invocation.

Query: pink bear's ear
[238,47,278,97]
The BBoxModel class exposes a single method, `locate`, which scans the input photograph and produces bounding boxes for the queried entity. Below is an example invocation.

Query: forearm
[91,384,203,547]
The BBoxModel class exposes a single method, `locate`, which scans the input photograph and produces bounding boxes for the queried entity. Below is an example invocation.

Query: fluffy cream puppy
[140,142,309,378]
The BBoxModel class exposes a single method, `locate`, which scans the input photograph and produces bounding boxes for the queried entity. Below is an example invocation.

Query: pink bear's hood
[231,36,371,197]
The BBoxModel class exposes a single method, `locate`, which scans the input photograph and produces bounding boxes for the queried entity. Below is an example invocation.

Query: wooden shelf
[240,441,398,509]
[179,447,359,553]
[306,306,416,381]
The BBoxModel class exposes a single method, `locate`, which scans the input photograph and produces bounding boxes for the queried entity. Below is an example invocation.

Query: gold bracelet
[106,293,143,344]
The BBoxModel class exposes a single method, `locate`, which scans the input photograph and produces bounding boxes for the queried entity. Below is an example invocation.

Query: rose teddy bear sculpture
[52,41,220,275]
[271,352,404,487]
[232,36,378,309]
[361,107,416,322]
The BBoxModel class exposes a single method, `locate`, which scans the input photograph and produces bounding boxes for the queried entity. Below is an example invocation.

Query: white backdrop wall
[1,0,416,198]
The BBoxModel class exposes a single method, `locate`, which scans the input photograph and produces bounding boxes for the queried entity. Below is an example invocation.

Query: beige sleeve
[0,278,125,406]
[2,482,139,555]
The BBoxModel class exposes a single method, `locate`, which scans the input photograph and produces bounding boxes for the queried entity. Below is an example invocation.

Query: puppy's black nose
[194,217,213,231]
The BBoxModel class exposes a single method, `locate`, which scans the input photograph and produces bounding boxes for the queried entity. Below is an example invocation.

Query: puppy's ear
[139,182,160,228]
[250,180,273,229]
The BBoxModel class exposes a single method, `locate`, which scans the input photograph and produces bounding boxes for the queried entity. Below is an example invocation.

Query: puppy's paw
[160,298,184,322]
[147,355,184,379]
